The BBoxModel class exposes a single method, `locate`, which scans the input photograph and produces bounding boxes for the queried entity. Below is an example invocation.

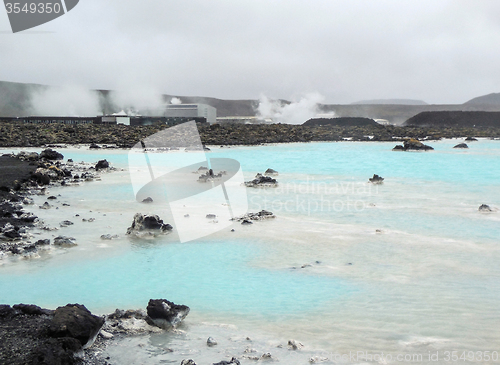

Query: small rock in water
[207,337,218,346]
[23,197,34,205]
[59,220,74,227]
[101,234,119,240]
[288,339,304,350]
[231,210,276,222]
[39,202,51,210]
[126,213,173,236]
[53,236,77,247]
[241,220,253,225]
[479,204,493,212]
[35,239,51,246]
[181,360,197,365]
[368,174,384,184]
[40,148,64,160]
[392,138,434,151]
[206,214,217,219]
[213,357,241,365]
[142,197,153,203]
[184,214,190,218]
[264,168,279,176]
[309,355,329,363]
[453,143,469,149]
[47,196,57,200]
[244,175,278,188]
[146,299,190,329]
[95,159,109,171]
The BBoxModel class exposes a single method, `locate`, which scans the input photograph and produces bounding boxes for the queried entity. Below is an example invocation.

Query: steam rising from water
[256,92,326,124]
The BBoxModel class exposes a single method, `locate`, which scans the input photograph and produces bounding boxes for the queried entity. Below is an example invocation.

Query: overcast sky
[1,0,500,104]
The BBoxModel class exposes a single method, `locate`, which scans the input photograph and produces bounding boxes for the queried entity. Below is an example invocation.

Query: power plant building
[165,104,216,124]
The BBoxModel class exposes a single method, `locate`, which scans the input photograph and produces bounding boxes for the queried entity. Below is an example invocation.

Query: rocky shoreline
[1,299,314,365]
[0,299,191,365]
[0,149,114,260]
[1,121,500,147]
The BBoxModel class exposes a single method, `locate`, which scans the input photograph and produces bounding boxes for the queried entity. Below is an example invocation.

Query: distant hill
[463,93,500,106]
[303,117,379,127]
[351,99,428,105]
[404,111,500,128]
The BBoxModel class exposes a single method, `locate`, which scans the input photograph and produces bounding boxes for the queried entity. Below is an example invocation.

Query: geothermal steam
[256,93,326,124]
[30,85,101,117]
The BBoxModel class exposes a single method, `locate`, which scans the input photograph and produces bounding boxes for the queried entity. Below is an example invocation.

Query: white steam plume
[109,86,165,116]
[170,97,182,105]
[30,85,101,117]
[256,93,326,125]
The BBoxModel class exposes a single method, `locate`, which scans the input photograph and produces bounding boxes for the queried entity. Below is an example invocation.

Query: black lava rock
[146,299,190,328]
[48,304,104,347]
[40,149,64,161]
[95,159,109,171]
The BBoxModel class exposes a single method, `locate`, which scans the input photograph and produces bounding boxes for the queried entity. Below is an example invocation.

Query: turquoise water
[1,140,499,363]
[0,238,351,318]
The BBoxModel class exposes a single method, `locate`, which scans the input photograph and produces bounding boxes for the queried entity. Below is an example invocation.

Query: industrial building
[100,111,130,125]
[3,115,208,126]
[129,116,207,126]
[216,116,273,124]
[1,103,216,126]
[165,104,216,124]
[21,116,96,124]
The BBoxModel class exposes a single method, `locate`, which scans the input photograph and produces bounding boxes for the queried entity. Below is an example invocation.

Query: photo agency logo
[4,0,79,33]
[128,121,248,243]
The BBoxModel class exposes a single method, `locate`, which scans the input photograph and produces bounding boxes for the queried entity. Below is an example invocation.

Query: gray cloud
[1,0,500,105]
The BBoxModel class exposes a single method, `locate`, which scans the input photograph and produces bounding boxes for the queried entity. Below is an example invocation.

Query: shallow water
[1,140,499,364]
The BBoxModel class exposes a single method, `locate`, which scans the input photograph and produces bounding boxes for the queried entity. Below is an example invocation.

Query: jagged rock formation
[126,213,173,237]
[393,139,434,151]
[244,175,278,187]
[146,299,190,329]
[231,210,276,222]
[368,174,384,184]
